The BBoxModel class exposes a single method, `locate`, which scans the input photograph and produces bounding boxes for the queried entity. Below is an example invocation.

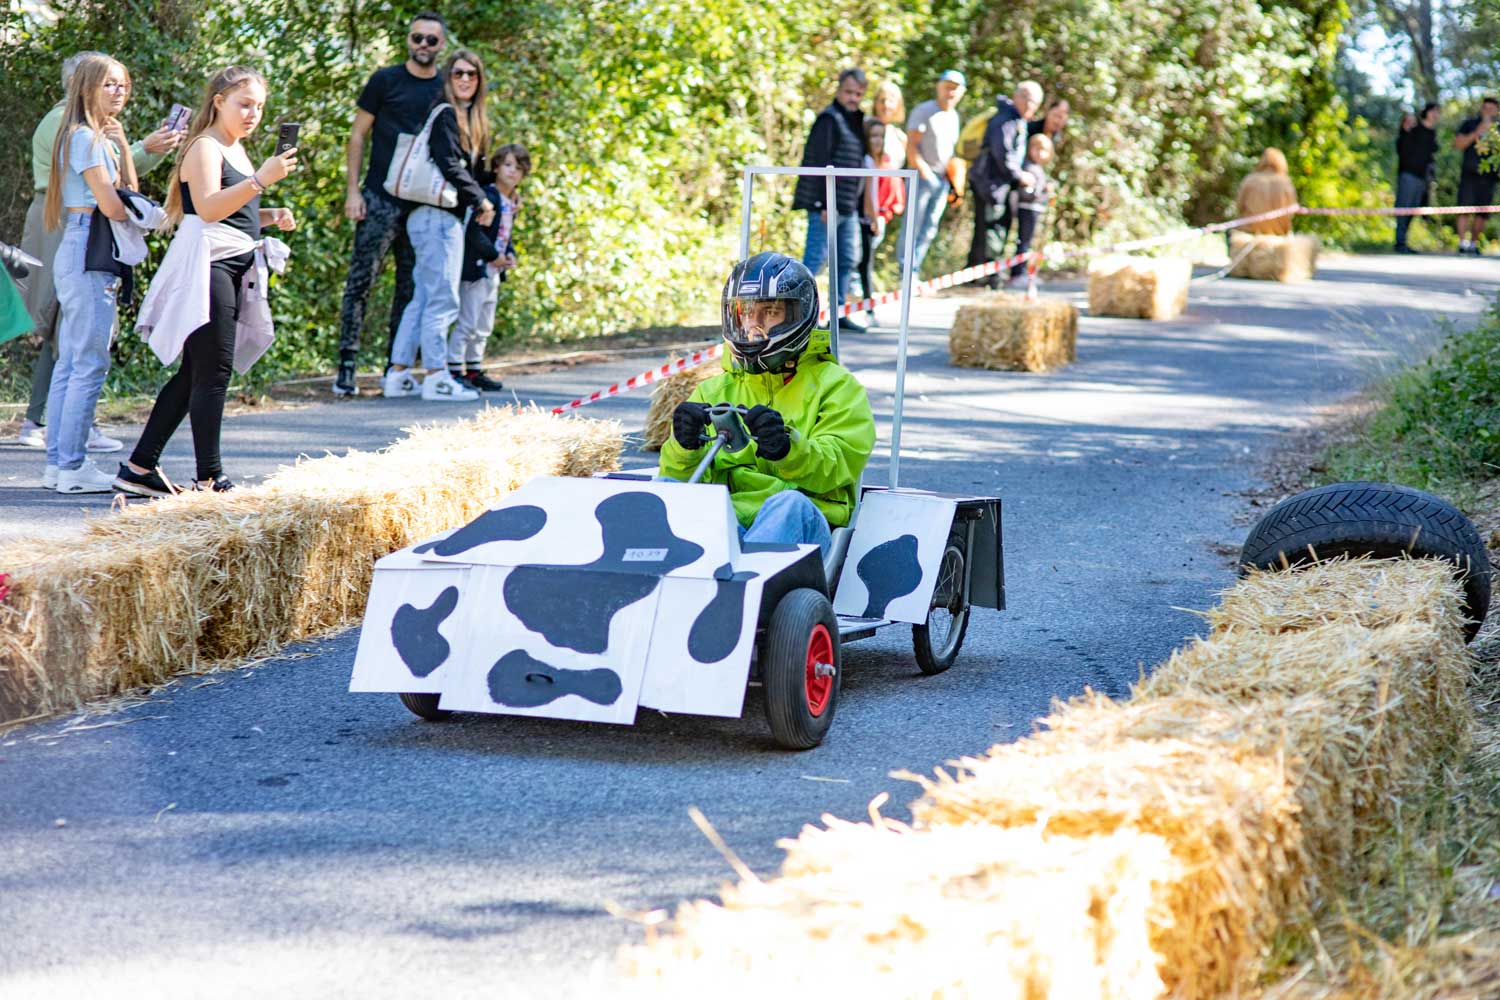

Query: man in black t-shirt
[333,12,448,395]
[1454,96,1499,256]
[1394,102,1439,253]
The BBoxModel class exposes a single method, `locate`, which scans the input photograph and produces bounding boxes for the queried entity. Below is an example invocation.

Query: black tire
[912,543,971,674]
[1239,481,1492,641]
[398,692,453,721]
[762,588,840,750]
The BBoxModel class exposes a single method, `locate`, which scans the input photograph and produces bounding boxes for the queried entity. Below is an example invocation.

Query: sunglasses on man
[410,32,442,47]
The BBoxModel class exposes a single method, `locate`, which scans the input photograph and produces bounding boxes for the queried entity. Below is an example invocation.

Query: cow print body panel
[414,505,547,556]
[392,586,460,677]
[503,492,704,654]
[688,564,759,663]
[487,649,623,708]
[857,534,923,618]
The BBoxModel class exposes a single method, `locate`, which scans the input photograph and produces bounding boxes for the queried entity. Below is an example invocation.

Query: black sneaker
[193,475,235,493]
[463,370,506,392]
[333,359,359,397]
[837,317,868,335]
[113,463,180,498]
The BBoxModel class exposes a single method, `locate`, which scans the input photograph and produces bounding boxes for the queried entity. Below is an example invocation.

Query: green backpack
[0,268,33,345]
[956,108,996,164]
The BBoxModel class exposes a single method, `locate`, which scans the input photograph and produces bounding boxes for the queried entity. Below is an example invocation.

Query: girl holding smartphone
[115,65,297,497]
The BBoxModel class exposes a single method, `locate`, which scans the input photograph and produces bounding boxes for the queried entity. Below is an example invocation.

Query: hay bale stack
[622,824,1174,999]
[641,362,719,451]
[0,407,622,722]
[1228,231,1319,282]
[1086,255,1191,320]
[949,294,1078,372]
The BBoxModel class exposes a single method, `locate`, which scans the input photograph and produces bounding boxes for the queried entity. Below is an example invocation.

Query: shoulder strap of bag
[417,102,452,143]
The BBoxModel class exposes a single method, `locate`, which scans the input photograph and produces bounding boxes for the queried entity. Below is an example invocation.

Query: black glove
[744,405,791,461]
[672,401,711,451]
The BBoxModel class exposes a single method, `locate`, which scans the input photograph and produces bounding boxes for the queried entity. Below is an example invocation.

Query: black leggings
[857,221,877,308]
[131,253,251,481]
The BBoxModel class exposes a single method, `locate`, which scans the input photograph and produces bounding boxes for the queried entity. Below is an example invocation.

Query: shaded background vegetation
[0,0,1494,396]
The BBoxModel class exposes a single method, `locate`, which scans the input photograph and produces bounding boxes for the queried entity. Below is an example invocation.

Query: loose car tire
[912,543,971,674]
[1239,481,1492,641]
[763,588,840,750]
[398,692,453,721]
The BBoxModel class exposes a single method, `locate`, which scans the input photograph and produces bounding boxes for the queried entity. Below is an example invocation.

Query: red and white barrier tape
[550,200,1500,415]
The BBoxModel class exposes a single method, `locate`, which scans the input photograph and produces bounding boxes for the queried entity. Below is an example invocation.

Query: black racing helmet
[721,252,818,374]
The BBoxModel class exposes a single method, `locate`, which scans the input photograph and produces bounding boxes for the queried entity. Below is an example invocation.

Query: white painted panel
[833,490,956,624]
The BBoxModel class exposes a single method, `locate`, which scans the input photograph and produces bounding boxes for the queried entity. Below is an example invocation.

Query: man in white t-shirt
[901,69,966,278]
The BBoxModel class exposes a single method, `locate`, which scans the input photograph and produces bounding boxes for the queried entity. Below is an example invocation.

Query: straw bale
[949,293,1078,372]
[0,406,622,722]
[1228,231,1319,282]
[622,824,1174,999]
[641,362,719,451]
[1087,255,1191,321]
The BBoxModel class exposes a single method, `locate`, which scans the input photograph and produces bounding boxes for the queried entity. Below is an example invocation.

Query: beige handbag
[383,103,457,208]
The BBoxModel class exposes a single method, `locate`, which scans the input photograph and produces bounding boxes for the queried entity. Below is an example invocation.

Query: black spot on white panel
[857,534,923,618]
[487,649,622,708]
[688,568,759,664]
[503,492,704,653]
[391,586,459,677]
[414,505,547,556]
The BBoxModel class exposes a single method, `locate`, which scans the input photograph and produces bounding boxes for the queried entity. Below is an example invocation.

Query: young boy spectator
[1007,132,1053,287]
[447,143,530,391]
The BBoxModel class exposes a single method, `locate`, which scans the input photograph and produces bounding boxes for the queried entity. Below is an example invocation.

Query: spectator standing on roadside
[968,81,1042,288]
[871,80,907,169]
[333,12,447,396]
[1454,96,1499,256]
[384,50,495,402]
[1005,132,1054,288]
[116,66,298,498]
[1395,103,1439,254]
[856,119,904,323]
[448,143,530,392]
[902,69,966,280]
[40,55,138,494]
[993,97,1071,278]
[790,67,867,333]
[13,50,181,453]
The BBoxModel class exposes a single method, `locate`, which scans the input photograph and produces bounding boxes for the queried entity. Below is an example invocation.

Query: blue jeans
[46,215,118,470]
[1394,171,1426,248]
[802,210,860,309]
[391,205,464,371]
[741,490,833,555]
[904,171,951,279]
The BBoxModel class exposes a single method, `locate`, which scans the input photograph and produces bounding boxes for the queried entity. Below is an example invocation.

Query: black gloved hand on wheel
[744,404,791,461]
[672,401,711,450]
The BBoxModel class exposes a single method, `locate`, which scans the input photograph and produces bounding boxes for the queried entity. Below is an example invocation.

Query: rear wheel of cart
[398,692,452,721]
[763,588,840,750]
[913,542,970,674]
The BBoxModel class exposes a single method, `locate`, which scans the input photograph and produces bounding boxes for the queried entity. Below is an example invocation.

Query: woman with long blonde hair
[114,65,298,497]
[41,54,137,494]
[384,48,495,402]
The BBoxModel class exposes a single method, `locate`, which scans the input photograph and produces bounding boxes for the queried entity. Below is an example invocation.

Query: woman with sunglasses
[385,49,495,402]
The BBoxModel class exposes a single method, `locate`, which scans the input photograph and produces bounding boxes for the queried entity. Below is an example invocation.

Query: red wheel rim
[804,623,834,717]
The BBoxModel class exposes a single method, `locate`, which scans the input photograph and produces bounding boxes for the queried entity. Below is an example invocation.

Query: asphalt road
[2,254,1497,997]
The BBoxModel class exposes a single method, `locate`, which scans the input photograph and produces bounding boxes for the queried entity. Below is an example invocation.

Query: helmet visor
[725,296,806,348]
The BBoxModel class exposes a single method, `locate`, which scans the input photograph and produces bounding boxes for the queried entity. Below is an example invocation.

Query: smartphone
[163,103,191,133]
[275,122,300,156]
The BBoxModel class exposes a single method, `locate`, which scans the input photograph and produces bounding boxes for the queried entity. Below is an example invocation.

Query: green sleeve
[31,105,63,191]
[772,371,875,494]
[658,384,711,482]
[129,139,165,177]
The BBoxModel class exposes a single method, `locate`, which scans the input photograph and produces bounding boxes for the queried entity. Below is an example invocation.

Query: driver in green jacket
[659,251,875,553]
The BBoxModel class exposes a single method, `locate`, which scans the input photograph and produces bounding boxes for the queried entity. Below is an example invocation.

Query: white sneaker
[16,419,45,448]
[382,369,420,398]
[86,425,124,453]
[55,458,116,494]
[420,371,479,401]
[42,464,58,490]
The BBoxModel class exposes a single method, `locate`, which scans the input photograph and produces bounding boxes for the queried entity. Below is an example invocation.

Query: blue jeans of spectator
[904,171,951,279]
[741,490,833,555]
[46,214,118,471]
[1394,171,1426,248]
[802,210,859,310]
[390,206,464,372]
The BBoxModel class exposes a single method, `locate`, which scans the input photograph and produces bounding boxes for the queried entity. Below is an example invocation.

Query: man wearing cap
[902,69,967,279]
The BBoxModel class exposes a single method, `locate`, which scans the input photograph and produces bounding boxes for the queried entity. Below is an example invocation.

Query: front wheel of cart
[398,692,452,721]
[763,588,840,750]
[912,542,970,675]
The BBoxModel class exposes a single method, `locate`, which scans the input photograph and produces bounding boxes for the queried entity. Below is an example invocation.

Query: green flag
[0,268,34,345]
